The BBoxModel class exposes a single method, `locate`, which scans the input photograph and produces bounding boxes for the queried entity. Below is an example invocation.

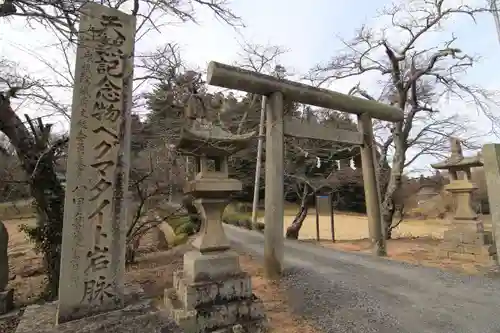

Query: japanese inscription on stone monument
[57,2,135,324]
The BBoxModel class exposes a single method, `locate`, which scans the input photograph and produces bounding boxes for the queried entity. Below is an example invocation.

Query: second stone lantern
[431,137,496,265]
[164,93,267,333]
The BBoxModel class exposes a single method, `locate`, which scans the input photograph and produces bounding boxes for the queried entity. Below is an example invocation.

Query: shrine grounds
[1,213,318,333]
[2,199,495,277]
[0,199,495,333]
[226,203,496,275]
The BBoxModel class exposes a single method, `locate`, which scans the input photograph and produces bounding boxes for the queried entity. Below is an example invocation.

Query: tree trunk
[125,237,141,264]
[0,94,65,299]
[0,220,8,291]
[381,124,406,240]
[285,184,310,240]
[30,163,65,299]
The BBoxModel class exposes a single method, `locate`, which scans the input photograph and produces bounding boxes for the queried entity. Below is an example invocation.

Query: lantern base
[164,253,268,333]
[183,249,241,283]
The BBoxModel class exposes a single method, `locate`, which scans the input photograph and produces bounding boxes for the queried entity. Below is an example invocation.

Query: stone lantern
[175,116,255,262]
[431,137,496,263]
[164,94,266,332]
[431,138,483,222]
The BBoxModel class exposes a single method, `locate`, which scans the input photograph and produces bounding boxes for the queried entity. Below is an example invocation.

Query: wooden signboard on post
[315,194,335,242]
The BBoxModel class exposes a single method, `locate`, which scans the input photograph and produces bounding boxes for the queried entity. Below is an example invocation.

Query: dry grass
[0,200,36,220]
[255,204,495,275]
[1,217,316,333]
[258,210,451,240]
[258,206,492,241]
[5,218,46,306]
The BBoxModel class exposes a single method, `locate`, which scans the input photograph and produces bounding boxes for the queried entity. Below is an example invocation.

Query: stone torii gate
[206,61,404,278]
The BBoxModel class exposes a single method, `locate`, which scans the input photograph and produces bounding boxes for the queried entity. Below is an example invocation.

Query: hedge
[222,212,265,233]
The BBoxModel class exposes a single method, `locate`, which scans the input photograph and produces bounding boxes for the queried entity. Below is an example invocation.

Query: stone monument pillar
[55,2,137,323]
[14,3,181,333]
[164,94,267,332]
[432,138,496,262]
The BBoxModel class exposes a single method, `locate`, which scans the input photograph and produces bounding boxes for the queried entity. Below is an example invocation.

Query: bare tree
[233,42,288,226]
[308,0,496,239]
[126,151,186,264]
[0,0,242,42]
[0,0,241,298]
[0,85,67,300]
[233,42,288,133]
[1,0,243,125]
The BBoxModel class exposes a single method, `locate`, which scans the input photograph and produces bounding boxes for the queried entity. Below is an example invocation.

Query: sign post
[316,194,335,242]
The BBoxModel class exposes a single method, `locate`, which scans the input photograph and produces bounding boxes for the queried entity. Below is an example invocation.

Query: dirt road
[226,225,500,333]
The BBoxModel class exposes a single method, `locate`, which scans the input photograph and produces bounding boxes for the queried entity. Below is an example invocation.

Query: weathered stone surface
[0,221,8,291]
[0,289,13,315]
[171,271,252,310]
[433,138,496,264]
[15,299,181,333]
[191,198,233,253]
[461,244,496,255]
[165,252,266,333]
[263,92,285,276]
[165,288,265,333]
[215,321,268,333]
[206,61,404,122]
[185,180,242,196]
[442,228,488,245]
[447,252,477,261]
[439,225,496,263]
[438,241,496,260]
[447,183,478,220]
[438,226,496,262]
[358,113,386,256]
[283,116,363,144]
[431,139,481,221]
[183,250,241,283]
[171,92,267,332]
[57,2,136,324]
[482,143,500,265]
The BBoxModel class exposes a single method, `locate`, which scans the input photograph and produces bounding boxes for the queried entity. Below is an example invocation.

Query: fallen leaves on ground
[239,254,320,333]
[314,238,493,275]
[3,218,319,333]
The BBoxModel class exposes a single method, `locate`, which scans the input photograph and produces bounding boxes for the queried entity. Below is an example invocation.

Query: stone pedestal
[438,222,496,262]
[172,103,265,331]
[164,185,267,332]
[431,141,497,265]
[164,263,266,333]
[183,250,241,282]
[0,289,13,315]
[437,186,496,263]
[446,181,478,220]
[436,184,496,263]
[15,299,182,333]
[14,286,175,333]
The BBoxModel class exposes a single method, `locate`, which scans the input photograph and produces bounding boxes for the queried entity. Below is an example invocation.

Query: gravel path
[225,225,500,333]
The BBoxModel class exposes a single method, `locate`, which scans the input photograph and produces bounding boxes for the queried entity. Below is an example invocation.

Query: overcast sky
[1,0,499,174]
